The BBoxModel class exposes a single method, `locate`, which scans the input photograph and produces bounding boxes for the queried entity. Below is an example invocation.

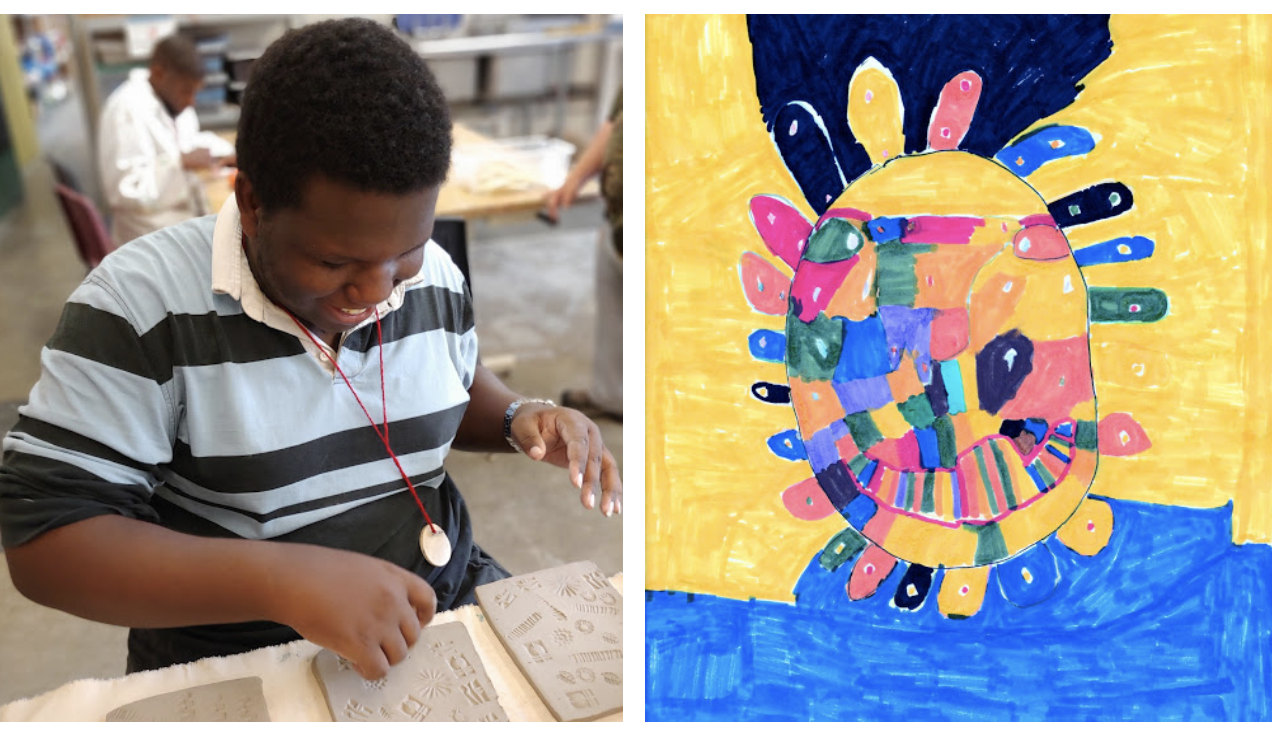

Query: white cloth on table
[97,68,207,247]
[0,574,622,721]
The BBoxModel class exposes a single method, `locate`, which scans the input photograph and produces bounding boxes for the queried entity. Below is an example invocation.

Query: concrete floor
[0,86,622,706]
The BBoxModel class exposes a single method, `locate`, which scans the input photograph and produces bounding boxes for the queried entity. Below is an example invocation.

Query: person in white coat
[97,35,227,247]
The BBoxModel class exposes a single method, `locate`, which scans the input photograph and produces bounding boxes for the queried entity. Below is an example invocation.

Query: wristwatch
[504,398,556,453]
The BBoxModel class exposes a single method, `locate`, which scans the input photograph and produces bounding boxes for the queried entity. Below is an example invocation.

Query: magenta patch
[750,195,812,270]
[1019,213,1058,228]
[901,216,985,245]
[791,256,859,322]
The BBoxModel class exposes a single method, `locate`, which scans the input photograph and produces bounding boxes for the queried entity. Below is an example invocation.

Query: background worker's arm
[453,364,622,516]
[544,119,614,221]
[4,514,434,680]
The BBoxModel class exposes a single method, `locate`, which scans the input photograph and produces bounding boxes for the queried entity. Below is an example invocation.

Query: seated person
[97,34,227,246]
[2,18,621,681]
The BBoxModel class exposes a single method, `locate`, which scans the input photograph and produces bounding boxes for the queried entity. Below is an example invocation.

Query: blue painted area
[843,487,877,528]
[747,15,1114,214]
[915,426,941,469]
[995,541,1060,607]
[647,499,1272,720]
[748,329,787,363]
[1046,444,1071,463]
[834,316,891,382]
[995,125,1097,176]
[866,216,906,243]
[1074,235,1156,267]
[766,429,806,461]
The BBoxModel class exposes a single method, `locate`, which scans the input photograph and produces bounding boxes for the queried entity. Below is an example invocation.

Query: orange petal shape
[749,195,811,270]
[1012,224,1071,261]
[1056,496,1114,556]
[1098,412,1151,456]
[936,565,990,619]
[846,544,898,601]
[739,252,792,315]
[927,71,982,151]
[782,477,837,521]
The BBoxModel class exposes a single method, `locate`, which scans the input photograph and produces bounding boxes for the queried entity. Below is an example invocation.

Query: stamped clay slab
[312,620,508,722]
[475,560,622,721]
[104,676,270,721]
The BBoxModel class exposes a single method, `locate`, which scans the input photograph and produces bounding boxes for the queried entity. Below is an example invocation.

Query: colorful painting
[646,14,1272,720]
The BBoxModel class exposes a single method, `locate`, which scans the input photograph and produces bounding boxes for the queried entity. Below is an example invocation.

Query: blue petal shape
[995,125,1097,177]
[996,541,1061,607]
[766,429,807,461]
[1073,235,1156,267]
[748,329,787,363]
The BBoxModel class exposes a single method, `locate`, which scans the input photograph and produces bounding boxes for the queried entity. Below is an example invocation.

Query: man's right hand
[181,148,215,171]
[264,543,438,681]
[4,515,436,683]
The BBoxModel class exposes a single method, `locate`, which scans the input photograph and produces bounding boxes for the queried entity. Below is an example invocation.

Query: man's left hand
[510,404,622,516]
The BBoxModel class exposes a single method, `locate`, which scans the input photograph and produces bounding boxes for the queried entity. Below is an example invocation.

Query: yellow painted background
[646,14,1272,602]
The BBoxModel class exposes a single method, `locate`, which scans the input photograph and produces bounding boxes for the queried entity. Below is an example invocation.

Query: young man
[1,18,621,681]
[97,34,225,245]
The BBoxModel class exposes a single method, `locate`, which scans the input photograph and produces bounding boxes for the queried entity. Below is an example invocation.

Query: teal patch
[785,307,843,381]
[818,526,868,572]
[804,218,866,264]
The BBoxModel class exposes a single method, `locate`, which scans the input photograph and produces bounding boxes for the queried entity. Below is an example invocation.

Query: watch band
[504,398,556,453]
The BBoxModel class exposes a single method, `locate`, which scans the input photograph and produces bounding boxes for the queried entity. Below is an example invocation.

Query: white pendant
[419,523,452,567]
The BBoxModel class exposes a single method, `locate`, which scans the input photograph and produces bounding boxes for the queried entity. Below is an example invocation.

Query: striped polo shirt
[0,199,477,550]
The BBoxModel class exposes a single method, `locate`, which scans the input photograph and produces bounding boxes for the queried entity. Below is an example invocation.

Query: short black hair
[151,35,202,79]
[236,18,452,211]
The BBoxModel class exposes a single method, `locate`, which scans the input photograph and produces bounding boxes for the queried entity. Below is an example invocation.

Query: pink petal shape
[782,477,837,521]
[1012,224,1072,261]
[927,71,982,151]
[790,255,858,322]
[739,252,792,315]
[749,195,812,270]
[846,544,898,601]
[1098,412,1152,456]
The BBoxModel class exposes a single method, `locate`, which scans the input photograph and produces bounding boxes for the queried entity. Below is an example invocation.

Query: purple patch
[879,305,935,378]
[834,375,893,415]
[804,425,842,474]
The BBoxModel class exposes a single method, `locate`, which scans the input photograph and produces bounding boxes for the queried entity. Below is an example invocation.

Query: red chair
[53,183,115,270]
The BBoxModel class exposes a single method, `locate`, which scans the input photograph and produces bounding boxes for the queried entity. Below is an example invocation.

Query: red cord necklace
[286,307,452,567]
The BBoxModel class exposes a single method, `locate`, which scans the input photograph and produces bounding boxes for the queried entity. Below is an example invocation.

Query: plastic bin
[451,136,576,194]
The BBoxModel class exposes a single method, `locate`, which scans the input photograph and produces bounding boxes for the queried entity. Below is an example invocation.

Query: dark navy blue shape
[747,15,1114,214]
[1048,182,1134,228]
[815,460,861,510]
[750,381,792,404]
[976,330,1034,415]
[925,361,950,416]
[773,102,847,212]
[893,563,934,611]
